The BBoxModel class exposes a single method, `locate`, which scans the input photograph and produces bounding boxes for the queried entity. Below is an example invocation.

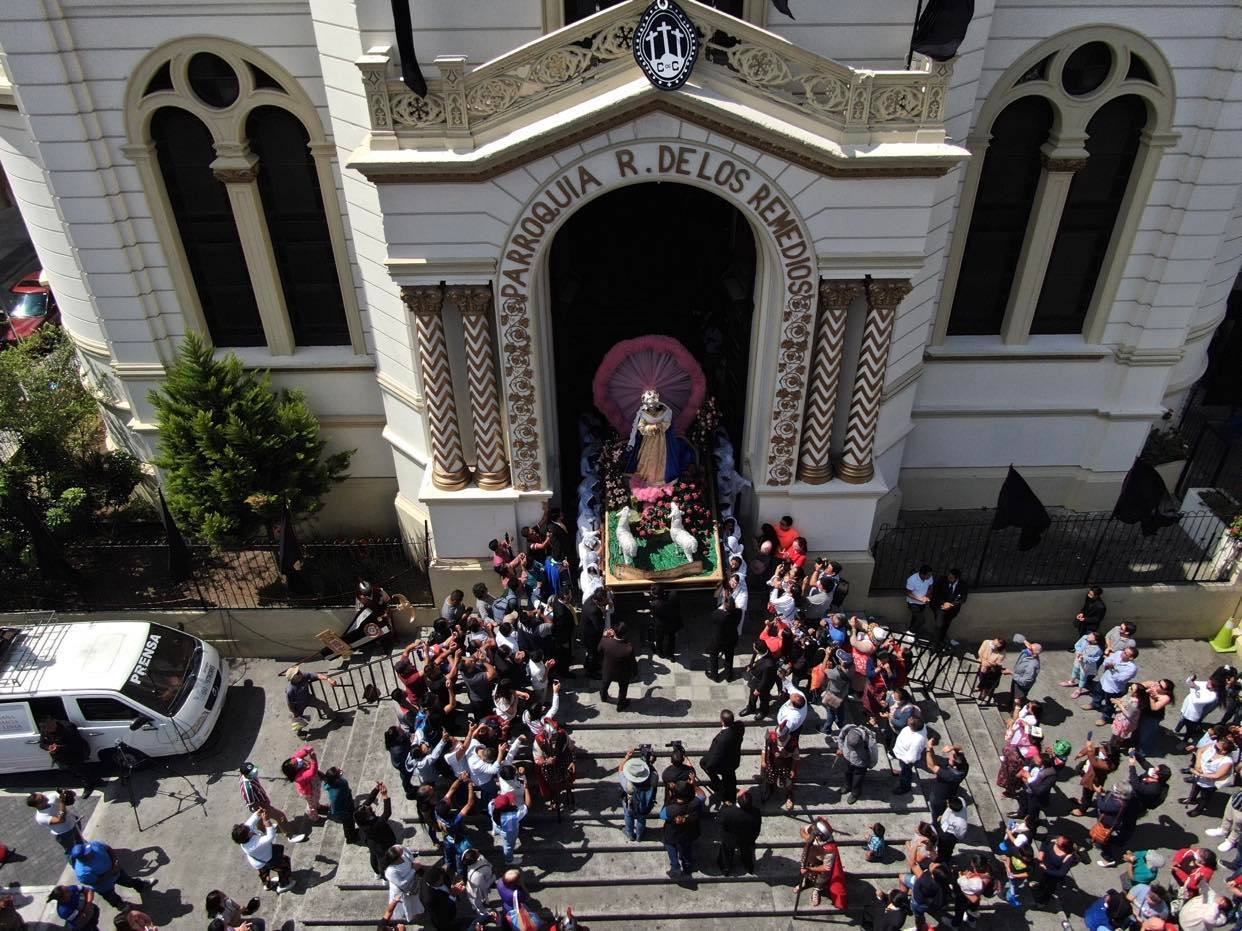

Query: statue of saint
[626,389,675,486]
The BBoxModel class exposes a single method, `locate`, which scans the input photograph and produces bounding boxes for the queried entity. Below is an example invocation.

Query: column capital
[447,284,493,317]
[864,278,912,311]
[818,279,864,310]
[211,148,260,184]
[1040,151,1089,173]
[401,284,445,317]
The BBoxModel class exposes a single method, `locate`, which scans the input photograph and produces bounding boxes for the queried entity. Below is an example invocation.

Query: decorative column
[837,278,912,484]
[797,279,863,484]
[403,285,470,491]
[448,285,510,490]
[211,144,295,355]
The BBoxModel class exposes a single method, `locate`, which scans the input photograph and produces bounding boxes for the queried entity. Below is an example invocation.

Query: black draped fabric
[390,0,428,97]
[277,505,302,577]
[771,0,795,19]
[158,489,193,582]
[910,0,975,61]
[1113,458,1180,536]
[991,465,1051,551]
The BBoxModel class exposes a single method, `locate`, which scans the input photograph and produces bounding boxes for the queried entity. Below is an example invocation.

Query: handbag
[1089,821,1113,845]
[822,688,844,709]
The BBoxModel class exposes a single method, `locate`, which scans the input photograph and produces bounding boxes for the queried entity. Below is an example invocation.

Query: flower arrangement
[631,479,714,540]
[595,433,632,512]
[687,396,721,453]
[1230,515,1242,539]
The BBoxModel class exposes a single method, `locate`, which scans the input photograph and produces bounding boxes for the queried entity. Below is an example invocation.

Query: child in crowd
[864,823,887,862]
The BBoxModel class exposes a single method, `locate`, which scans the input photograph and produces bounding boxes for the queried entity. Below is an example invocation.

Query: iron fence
[870,510,1240,592]
[0,533,432,613]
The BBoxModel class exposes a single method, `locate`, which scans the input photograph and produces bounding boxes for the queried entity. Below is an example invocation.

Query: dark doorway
[547,182,757,508]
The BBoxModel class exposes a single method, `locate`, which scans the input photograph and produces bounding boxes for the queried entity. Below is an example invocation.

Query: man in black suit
[929,568,968,643]
[580,587,608,677]
[739,643,779,718]
[599,623,637,711]
[708,598,741,682]
[700,710,744,809]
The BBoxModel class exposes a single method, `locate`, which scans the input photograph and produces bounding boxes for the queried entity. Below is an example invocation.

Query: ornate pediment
[351,0,961,182]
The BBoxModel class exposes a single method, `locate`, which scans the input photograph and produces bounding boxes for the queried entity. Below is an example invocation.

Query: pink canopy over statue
[591,335,707,435]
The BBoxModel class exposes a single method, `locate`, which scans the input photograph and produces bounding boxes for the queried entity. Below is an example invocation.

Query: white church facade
[1,0,1238,595]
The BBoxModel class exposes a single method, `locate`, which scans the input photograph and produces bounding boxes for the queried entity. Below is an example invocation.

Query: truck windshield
[120,626,200,716]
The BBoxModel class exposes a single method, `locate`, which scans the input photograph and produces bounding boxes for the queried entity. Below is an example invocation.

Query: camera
[635,743,654,760]
[665,739,685,753]
[57,788,76,806]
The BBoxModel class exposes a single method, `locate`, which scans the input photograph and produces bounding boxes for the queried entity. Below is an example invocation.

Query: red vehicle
[1,269,59,346]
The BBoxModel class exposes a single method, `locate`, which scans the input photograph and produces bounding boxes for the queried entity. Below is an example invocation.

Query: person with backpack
[837,722,878,805]
[660,779,707,881]
[380,845,424,927]
[817,651,851,736]
[618,749,657,842]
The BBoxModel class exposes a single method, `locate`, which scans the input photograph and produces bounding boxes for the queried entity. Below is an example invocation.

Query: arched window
[1032,95,1147,334]
[125,41,363,355]
[247,107,349,346]
[936,29,1174,345]
[151,108,264,347]
[947,97,1053,336]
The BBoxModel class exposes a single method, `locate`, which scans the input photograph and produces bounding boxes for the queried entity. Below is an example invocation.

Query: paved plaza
[0,606,1233,929]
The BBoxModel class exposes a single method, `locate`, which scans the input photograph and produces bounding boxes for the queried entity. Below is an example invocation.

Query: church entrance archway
[546,182,757,507]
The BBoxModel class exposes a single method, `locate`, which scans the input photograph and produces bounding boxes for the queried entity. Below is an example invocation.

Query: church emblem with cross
[632,0,700,91]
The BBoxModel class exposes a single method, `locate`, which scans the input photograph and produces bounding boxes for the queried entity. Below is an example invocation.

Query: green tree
[149,332,352,544]
[0,327,143,557]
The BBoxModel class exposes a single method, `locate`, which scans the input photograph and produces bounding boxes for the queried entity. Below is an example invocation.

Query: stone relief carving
[372,4,951,137]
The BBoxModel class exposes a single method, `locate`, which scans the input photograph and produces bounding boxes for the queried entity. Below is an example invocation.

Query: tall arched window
[124,41,363,355]
[1032,95,1147,334]
[247,107,349,346]
[936,29,1174,345]
[947,97,1053,336]
[151,108,264,346]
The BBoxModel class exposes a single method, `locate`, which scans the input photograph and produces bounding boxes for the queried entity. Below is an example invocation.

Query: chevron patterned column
[837,278,912,485]
[797,279,863,484]
[449,285,510,490]
[402,285,470,491]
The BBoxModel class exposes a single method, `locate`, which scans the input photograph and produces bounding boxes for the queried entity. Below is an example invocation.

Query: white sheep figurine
[614,506,638,566]
[668,501,698,564]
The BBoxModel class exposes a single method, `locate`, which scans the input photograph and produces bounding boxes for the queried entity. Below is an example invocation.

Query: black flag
[390,0,428,97]
[277,505,302,577]
[991,465,1051,551]
[1113,457,1180,536]
[771,0,795,19]
[910,0,974,61]
[158,488,193,583]
[5,487,73,580]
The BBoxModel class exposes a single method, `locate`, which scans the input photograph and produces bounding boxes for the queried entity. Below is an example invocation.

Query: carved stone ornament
[632,0,700,92]
[765,292,816,485]
[213,166,258,183]
[450,285,511,490]
[498,296,542,492]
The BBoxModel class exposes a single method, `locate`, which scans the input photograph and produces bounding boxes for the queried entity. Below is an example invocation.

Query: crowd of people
[11,497,1242,931]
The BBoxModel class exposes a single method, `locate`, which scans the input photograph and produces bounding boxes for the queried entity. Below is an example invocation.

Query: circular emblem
[632,0,700,92]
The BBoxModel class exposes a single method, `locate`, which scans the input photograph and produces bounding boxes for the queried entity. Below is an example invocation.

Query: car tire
[362,621,382,639]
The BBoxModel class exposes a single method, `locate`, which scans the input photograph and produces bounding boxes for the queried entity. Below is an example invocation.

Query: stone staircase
[271,605,1023,928]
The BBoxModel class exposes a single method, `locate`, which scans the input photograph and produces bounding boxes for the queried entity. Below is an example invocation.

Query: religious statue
[626,390,676,486]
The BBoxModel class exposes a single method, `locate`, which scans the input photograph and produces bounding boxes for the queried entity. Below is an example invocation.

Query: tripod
[111,740,207,833]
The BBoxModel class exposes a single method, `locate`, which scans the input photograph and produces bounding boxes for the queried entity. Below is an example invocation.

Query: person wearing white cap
[618,749,657,842]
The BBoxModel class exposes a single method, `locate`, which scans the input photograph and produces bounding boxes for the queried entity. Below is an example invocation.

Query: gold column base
[834,460,873,485]
[797,462,833,485]
[475,467,511,491]
[431,466,470,492]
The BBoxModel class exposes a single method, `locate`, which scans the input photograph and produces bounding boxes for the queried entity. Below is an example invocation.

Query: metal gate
[896,633,983,700]
[309,652,403,711]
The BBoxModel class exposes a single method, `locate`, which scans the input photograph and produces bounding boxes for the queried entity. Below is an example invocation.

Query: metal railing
[0,534,432,613]
[311,652,404,712]
[870,510,1240,592]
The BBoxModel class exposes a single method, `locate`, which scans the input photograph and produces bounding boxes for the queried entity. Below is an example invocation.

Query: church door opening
[548,182,757,508]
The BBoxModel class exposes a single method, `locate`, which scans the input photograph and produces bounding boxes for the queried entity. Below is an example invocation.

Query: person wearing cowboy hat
[618,749,657,842]
[800,817,848,909]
